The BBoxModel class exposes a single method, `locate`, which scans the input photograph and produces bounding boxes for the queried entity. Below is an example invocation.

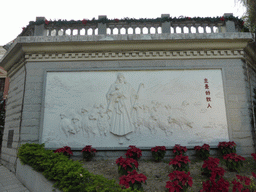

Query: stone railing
[20,13,244,37]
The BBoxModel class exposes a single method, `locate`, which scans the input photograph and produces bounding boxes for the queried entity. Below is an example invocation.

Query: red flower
[173,144,187,155]
[126,145,142,160]
[114,18,119,22]
[232,179,244,192]
[220,16,225,21]
[166,180,183,192]
[45,19,50,25]
[236,175,251,186]
[223,153,245,162]
[119,170,147,189]
[168,171,193,187]
[116,156,138,170]
[22,27,25,31]
[82,19,87,25]
[252,172,256,179]
[151,146,166,152]
[169,154,190,167]
[54,146,73,155]
[251,153,256,161]
[81,145,96,153]
[202,157,220,170]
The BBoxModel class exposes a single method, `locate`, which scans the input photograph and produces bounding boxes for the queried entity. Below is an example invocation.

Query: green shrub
[18,143,136,192]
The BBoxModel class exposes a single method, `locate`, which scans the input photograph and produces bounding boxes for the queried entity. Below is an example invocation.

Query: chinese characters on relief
[204,78,212,108]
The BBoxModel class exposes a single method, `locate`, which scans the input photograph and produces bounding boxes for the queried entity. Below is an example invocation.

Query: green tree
[237,0,256,32]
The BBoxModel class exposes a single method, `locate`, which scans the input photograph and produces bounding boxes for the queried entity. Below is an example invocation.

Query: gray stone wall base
[16,158,61,192]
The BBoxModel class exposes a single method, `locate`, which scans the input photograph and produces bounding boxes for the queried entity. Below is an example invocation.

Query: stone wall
[18,58,254,157]
[1,66,25,171]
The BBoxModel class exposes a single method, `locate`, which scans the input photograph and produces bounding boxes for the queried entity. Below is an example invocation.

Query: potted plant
[173,144,187,156]
[119,170,147,191]
[194,144,210,160]
[151,146,166,162]
[81,145,97,161]
[169,154,190,172]
[125,145,142,161]
[223,153,245,172]
[54,146,73,158]
[165,170,193,192]
[218,141,236,155]
[116,156,139,175]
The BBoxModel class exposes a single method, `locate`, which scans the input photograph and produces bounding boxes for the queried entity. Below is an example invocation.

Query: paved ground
[0,165,29,192]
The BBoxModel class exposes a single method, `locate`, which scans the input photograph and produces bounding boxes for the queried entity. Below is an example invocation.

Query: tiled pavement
[0,165,29,192]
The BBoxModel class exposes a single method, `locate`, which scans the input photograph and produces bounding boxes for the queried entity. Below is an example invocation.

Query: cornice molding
[24,49,244,62]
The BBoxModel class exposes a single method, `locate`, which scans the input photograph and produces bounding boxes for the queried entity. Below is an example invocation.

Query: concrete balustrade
[26,13,240,37]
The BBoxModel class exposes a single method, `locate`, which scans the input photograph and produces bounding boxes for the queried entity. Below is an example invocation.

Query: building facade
[0,14,256,171]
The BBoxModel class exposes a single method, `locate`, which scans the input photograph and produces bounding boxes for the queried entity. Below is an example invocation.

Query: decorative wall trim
[25,49,244,62]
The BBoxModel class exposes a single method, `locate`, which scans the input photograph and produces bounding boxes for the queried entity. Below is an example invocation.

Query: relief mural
[42,70,229,148]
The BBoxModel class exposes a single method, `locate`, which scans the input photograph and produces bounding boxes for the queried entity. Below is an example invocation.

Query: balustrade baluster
[203,24,207,33]
[188,25,192,33]
[181,25,184,33]
[48,29,51,36]
[195,24,199,33]
[147,27,150,34]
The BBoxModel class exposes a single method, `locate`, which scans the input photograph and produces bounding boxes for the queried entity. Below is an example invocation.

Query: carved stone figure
[106,73,137,136]
[60,114,75,137]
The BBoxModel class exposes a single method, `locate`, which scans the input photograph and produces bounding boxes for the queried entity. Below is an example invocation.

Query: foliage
[18,143,135,192]
[54,146,73,158]
[169,154,190,172]
[200,177,230,192]
[119,170,147,191]
[218,141,237,155]
[231,174,256,192]
[173,144,187,156]
[165,170,193,192]
[194,144,210,160]
[223,153,245,172]
[81,145,97,161]
[151,146,166,162]
[237,0,256,32]
[116,156,139,175]
[201,157,223,178]
[251,153,256,161]
[125,145,142,161]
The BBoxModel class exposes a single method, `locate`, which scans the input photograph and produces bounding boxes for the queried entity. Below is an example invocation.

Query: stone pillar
[34,17,47,36]
[98,15,107,35]
[161,14,170,34]
[224,13,236,32]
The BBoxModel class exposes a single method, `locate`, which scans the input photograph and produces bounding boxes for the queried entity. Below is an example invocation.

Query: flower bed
[18,142,256,192]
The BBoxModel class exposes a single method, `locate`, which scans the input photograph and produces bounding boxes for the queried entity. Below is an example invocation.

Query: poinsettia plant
[223,153,245,172]
[119,170,147,191]
[218,141,236,155]
[165,170,193,192]
[125,145,142,160]
[81,145,97,161]
[54,146,73,158]
[169,154,190,172]
[200,177,230,192]
[201,157,222,177]
[151,146,166,162]
[194,144,210,160]
[116,156,139,175]
[251,153,256,161]
[173,144,187,156]
[231,174,256,192]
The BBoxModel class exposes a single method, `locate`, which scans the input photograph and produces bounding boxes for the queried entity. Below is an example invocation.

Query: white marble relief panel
[41,70,229,148]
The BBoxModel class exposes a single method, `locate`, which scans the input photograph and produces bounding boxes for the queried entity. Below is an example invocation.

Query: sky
[0,0,246,46]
